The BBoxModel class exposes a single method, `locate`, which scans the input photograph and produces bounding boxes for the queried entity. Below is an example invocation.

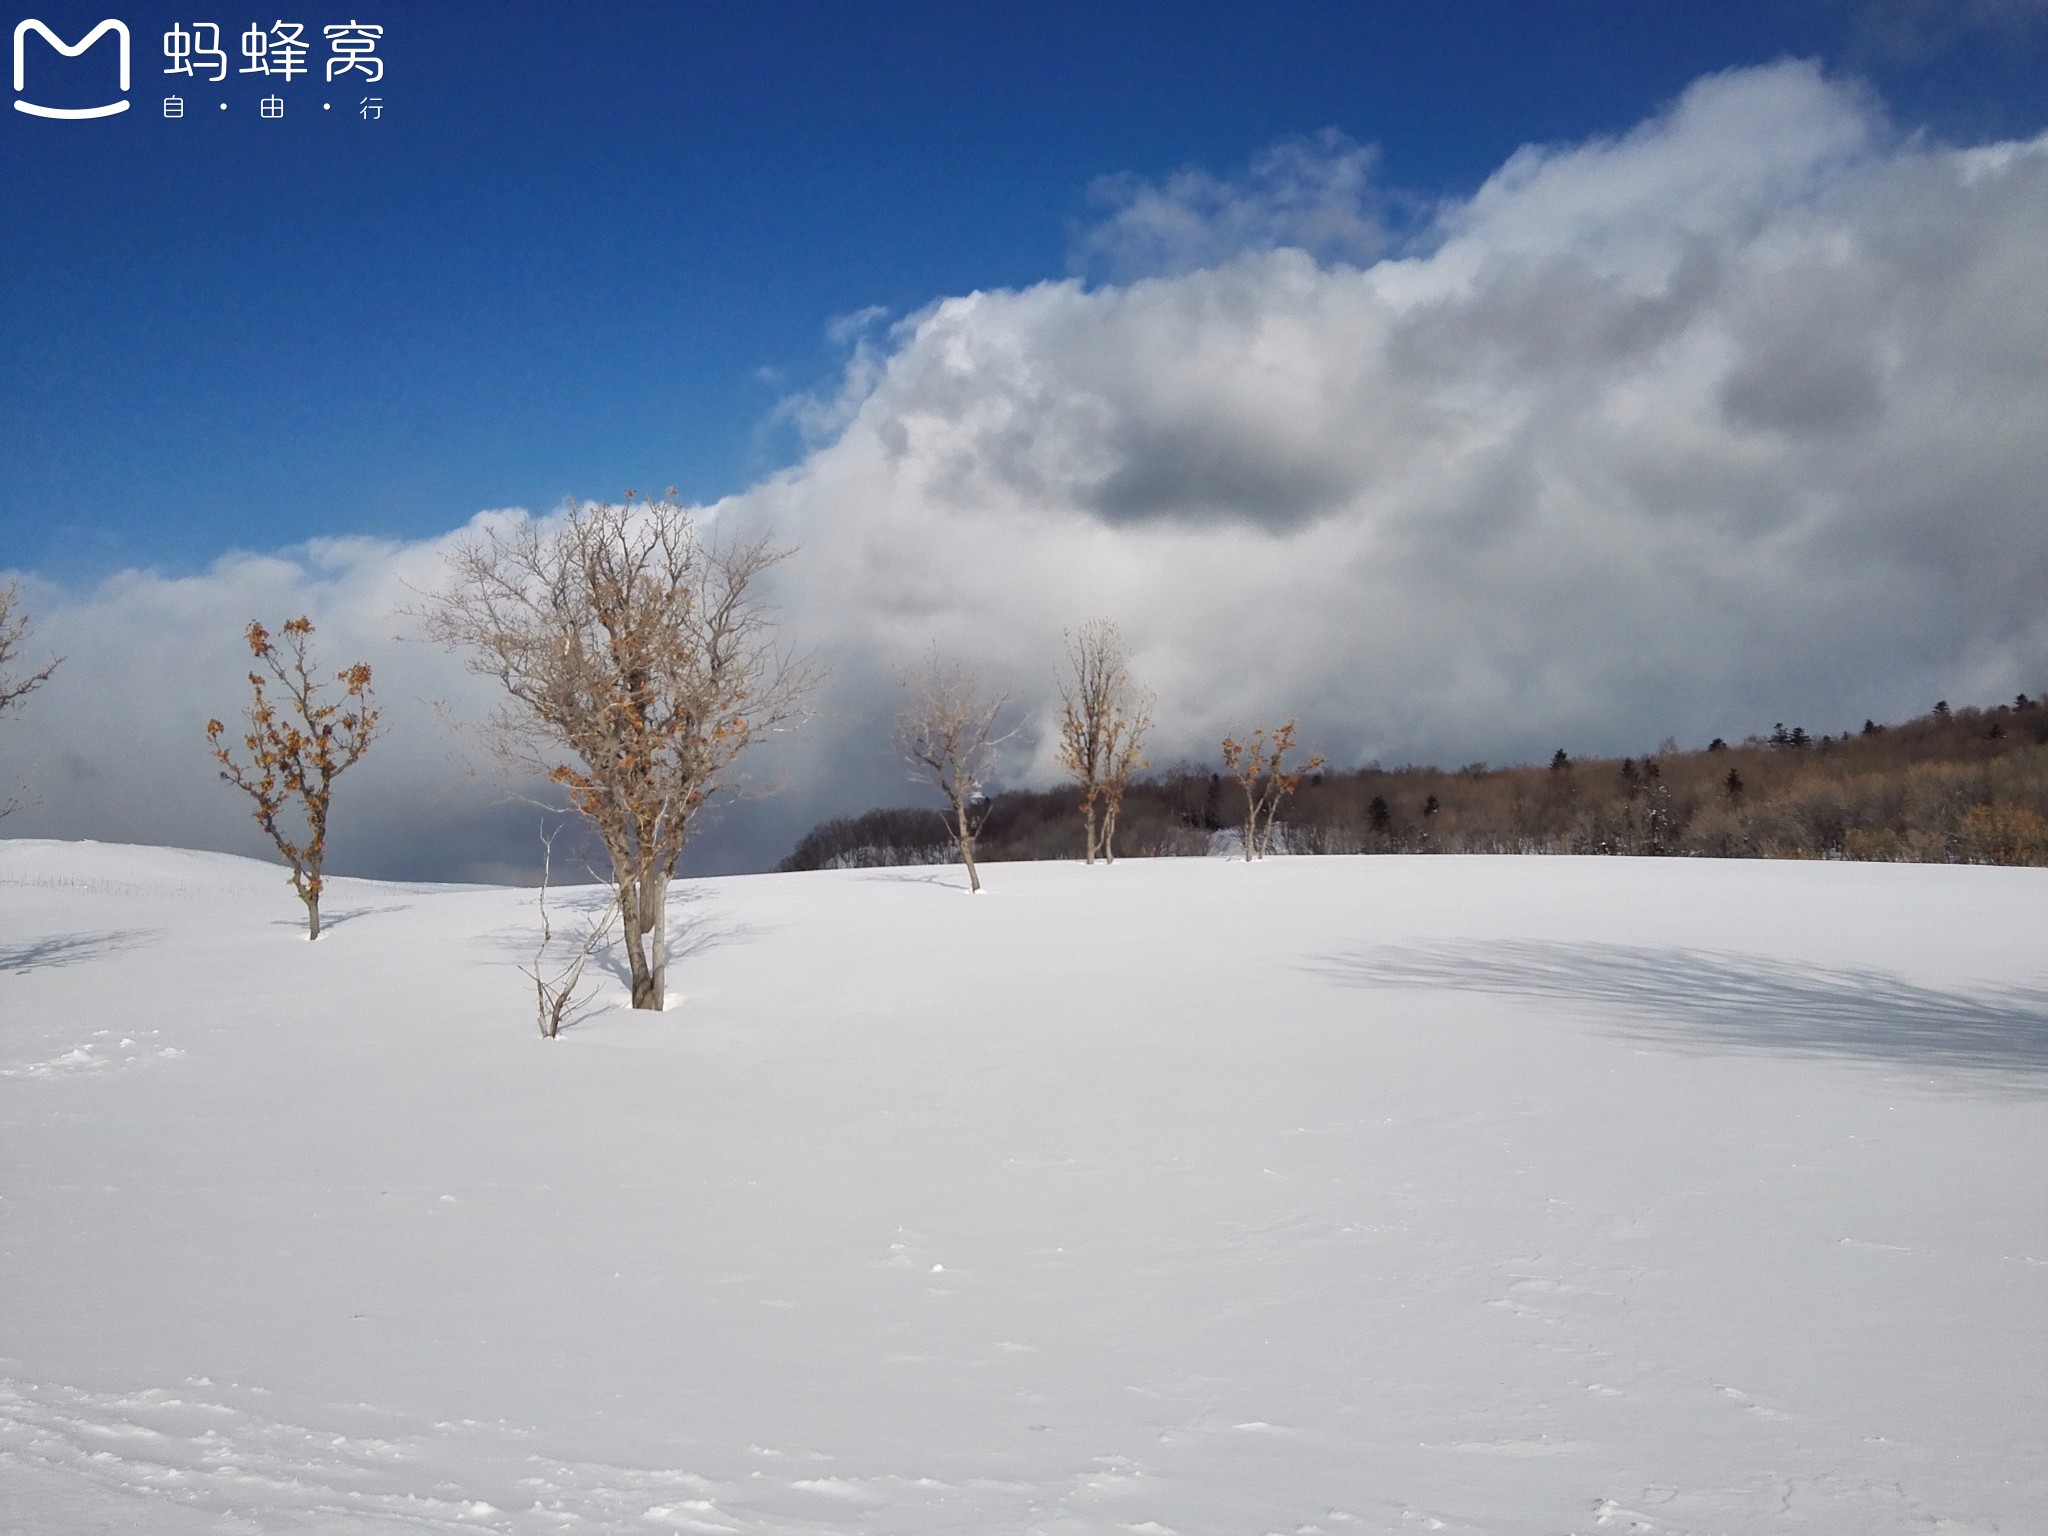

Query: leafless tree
[1222,720,1325,861]
[0,582,62,818]
[1054,619,1153,864]
[206,617,383,938]
[524,821,617,1039]
[896,649,1009,893]
[1098,707,1151,862]
[423,494,813,1009]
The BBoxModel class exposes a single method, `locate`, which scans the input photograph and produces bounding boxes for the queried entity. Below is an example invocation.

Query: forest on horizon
[782,697,2048,871]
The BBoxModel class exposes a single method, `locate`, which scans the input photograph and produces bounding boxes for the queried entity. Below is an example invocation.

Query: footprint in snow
[1717,1385,1791,1420]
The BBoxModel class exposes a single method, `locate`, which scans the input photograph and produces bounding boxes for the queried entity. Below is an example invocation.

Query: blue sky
[6,1,2045,581]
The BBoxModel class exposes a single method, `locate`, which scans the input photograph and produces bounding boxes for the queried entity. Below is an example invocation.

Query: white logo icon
[13,18,132,118]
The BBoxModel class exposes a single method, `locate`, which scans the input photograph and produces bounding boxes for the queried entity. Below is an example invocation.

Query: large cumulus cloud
[758,61,2048,808]
[5,61,2047,878]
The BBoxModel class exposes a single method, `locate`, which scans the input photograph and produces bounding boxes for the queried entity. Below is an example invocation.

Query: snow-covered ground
[2,838,2043,1535]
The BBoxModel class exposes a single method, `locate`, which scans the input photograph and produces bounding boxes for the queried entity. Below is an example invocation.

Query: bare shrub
[524,822,618,1038]
[1152,824,1213,857]
[1284,819,1363,855]
[1958,802,2048,865]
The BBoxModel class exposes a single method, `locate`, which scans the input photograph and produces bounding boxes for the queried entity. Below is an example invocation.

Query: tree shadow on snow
[480,888,764,1017]
[858,868,975,892]
[0,929,159,974]
[1313,941,2048,1088]
[267,903,414,933]
[586,888,764,994]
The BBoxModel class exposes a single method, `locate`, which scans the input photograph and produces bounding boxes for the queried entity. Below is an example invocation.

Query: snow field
[1,839,2044,1534]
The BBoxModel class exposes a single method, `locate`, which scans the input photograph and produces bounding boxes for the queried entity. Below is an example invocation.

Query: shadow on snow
[1313,941,2048,1088]
[481,885,764,1029]
[266,903,414,933]
[0,930,158,975]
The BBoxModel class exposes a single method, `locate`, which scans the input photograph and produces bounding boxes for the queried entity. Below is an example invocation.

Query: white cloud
[7,61,2048,876]
[1073,127,1391,280]
[0,527,546,881]
[758,61,2048,796]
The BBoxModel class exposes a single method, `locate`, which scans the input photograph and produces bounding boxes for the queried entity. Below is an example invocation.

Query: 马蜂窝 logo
[13,17,131,117]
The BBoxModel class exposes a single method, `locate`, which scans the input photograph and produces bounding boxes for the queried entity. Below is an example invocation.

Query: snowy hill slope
[1,840,2044,1535]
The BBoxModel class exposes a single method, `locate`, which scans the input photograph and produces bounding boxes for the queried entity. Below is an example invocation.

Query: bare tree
[1098,698,1151,862]
[524,821,618,1039]
[0,582,62,818]
[424,495,813,1010]
[206,617,383,938]
[1222,720,1325,861]
[1054,620,1154,864]
[897,650,1008,893]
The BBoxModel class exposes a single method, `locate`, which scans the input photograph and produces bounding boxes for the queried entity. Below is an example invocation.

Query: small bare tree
[424,494,812,1010]
[524,821,618,1039]
[1054,620,1154,864]
[0,582,62,818]
[897,650,1008,893]
[206,617,383,938]
[1097,701,1150,862]
[1222,720,1325,861]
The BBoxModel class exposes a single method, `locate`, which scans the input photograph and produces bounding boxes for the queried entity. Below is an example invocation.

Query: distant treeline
[780,697,2048,870]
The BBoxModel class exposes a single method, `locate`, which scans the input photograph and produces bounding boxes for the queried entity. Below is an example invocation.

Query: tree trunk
[955,795,982,893]
[617,867,659,1010]
[624,868,668,1010]
[298,856,322,939]
[630,961,661,1010]
[1102,801,1118,864]
[1082,799,1098,864]
[646,869,670,1009]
